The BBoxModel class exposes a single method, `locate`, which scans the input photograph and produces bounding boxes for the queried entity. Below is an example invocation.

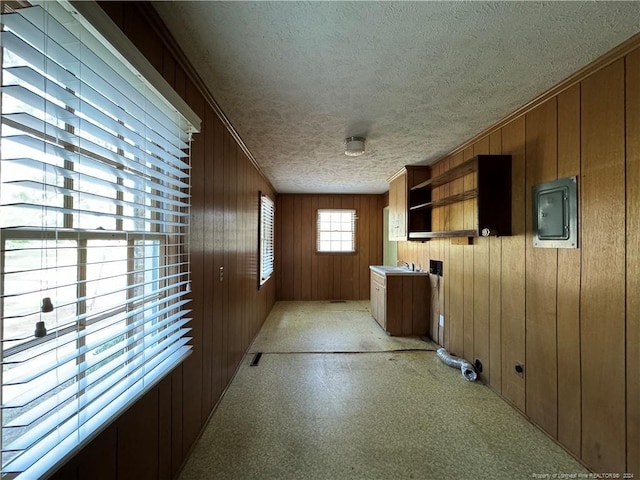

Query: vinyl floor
[178,301,587,480]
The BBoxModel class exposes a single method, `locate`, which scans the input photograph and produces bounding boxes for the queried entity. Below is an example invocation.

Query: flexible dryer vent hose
[436,348,478,382]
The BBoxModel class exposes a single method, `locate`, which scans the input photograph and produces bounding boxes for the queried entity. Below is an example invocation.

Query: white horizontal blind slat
[3,157,189,207]
[4,180,189,218]
[6,346,192,478]
[1,272,187,315]
[2,343,192,474]
[5,315,191,428]
[0,30,190,155]
[2,297,191,388]
[0,2,195,477]
[3,300,190,388]
[2,293,190,369]
[260,193,275,282]
[0,76,187,171]
[2,110,190,188]
[1,138,190,198]
[1,11,192,150]
[1,204,188,230]
[3,319,189,451]
[5,64,190,162]
[2,326,192,453]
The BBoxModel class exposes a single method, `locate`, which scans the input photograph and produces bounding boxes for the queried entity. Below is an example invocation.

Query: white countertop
[369,265,429,276]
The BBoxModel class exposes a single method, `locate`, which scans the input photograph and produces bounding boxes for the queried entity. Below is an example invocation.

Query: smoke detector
[344,136,365,157]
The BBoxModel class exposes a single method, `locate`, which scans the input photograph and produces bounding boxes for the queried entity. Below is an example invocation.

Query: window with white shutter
[0,2,200,477]
[259,192,274,285]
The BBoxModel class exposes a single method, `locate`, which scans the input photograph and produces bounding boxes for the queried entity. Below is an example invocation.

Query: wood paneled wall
[276,194,386,301]
[50,3,276,479]
[398,48,640,475]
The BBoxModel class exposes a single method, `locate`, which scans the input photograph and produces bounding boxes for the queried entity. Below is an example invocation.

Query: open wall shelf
[389,155,512,240]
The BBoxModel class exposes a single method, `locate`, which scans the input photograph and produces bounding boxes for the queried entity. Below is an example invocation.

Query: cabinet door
[370,279,379,321]
[397,175,407,238]
[370,273,386,330]
[389,173,407,241]
[377,285,386,330]
[388,176,399,239]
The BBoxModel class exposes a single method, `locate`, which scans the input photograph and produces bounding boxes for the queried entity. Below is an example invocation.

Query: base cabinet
[370,272,387,331]
[370,269,429,336]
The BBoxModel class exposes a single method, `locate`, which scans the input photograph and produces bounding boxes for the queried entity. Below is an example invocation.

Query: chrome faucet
[399,261,414,271]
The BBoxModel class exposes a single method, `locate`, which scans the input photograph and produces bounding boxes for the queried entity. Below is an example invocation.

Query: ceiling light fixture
[344,136,365,157]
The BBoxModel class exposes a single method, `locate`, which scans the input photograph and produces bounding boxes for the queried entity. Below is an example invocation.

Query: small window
[316,209,357,253]
[259,193,275,285]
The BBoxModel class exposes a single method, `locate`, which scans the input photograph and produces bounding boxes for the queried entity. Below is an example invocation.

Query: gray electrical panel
[532,176,578,248]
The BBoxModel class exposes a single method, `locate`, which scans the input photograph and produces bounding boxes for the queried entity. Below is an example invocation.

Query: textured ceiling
[152,1,640,194]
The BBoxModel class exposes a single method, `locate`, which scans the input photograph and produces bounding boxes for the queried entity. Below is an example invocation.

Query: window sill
[315,251,358,256]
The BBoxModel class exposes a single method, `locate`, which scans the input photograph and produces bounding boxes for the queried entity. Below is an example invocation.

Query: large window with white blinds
[259,192,274,285]
[0,2,199,478]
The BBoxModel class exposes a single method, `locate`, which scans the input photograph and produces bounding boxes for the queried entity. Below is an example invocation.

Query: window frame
[315,208,357,254]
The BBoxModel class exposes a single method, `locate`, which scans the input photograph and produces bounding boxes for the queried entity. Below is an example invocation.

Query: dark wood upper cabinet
[399,154,512,240]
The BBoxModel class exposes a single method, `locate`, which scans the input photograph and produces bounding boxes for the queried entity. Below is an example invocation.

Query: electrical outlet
[439,314,444,327]
[474,359,483,373]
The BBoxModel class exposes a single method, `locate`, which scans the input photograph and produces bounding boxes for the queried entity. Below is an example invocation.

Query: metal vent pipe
[436,348,478,382]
